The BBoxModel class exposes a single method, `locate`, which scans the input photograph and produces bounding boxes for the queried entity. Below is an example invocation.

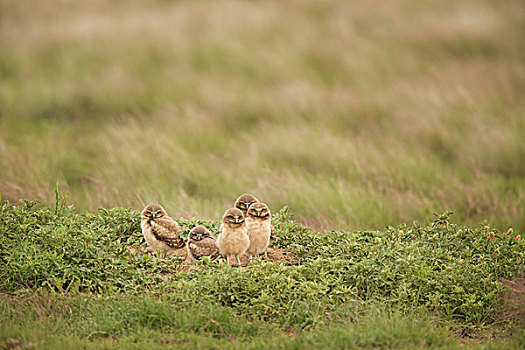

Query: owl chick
[141,204,185,256]
[187,225,219,261]
[216,208,250,267]
[234,193,276,243]
[245,202,272,259]
[234,193,259,217]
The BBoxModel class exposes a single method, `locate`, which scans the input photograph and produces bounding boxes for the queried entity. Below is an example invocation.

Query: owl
[216,208,250,267]
[245,202,272,259]
[234,193,276,243]
[234,193,259,217]
[141,204,185,256]
[187,225,219,261]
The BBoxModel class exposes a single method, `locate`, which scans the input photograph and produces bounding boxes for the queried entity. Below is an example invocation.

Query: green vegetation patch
[1,199,523,328]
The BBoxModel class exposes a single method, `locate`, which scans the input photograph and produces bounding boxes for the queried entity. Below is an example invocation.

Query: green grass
[1,0,524,348]
[1,0,524,232]
[2,296,524,349]
[0,199,523,348]
[0,295,493,349]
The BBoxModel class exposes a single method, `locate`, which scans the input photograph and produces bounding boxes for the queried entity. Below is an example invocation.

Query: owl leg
[153,249,166,258]
[243,254,252,267]
[236,255,242,267]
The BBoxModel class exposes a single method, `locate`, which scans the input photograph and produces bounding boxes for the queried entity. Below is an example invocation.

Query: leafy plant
[1,199,523,328]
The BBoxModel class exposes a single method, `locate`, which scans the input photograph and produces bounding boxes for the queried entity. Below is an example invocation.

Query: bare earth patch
[500,278,525,328]
[0,338,35,350]
[127,245,297,275]
[452,278,525,344]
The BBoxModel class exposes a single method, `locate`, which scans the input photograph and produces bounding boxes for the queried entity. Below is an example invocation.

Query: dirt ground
[127,245,297,275]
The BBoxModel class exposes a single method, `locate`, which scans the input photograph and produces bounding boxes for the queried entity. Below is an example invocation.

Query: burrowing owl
[245,202,272,259]
[187,225,219,261]
[234,193,275,243]
[234,194,259,216]
[141,204,185,255]
[216,208,250,266]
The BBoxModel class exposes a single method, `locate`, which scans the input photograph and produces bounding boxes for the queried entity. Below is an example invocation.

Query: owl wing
[151,218,185,248]
[189,238,219,260]
[270,217,276,243]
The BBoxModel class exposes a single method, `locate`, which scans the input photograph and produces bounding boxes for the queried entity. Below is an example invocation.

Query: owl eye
[146,211,152,215]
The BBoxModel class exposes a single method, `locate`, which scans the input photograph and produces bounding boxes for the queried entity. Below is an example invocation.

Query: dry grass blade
[199,314,233,341]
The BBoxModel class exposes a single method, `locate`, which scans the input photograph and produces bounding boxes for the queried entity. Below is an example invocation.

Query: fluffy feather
[245,202,272,259]
[141,204,185,254]
[187,225,219,261]
[216,207,250,266]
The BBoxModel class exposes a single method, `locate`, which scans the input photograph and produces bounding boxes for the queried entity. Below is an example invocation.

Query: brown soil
[128,245,297,275]
[499,278,525,327]
[453,277,525,344]
[1,338,35,349]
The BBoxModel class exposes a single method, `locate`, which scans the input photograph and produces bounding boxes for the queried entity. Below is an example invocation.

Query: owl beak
[151,213,156,219]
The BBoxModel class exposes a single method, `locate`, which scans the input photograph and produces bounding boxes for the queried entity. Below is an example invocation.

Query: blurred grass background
[0,0,524,231]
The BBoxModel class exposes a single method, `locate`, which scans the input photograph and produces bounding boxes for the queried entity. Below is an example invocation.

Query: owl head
[234,194,259,215]
[247,202,271,219]
[222,208,245,226]
[189,225,212,241]
[141,203,167,220]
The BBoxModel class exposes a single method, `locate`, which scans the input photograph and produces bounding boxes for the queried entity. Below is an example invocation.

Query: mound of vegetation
[1,196,523,331]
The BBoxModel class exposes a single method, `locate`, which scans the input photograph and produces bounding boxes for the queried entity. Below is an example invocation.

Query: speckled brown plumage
[187,225,219,261]
[141,204,185,254]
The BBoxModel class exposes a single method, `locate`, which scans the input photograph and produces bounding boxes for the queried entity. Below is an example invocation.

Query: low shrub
[0,199,523,327]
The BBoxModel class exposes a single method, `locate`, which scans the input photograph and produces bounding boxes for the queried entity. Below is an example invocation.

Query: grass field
[1,200,524,348]
[1,0,524,348]
[1,0,524,232]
